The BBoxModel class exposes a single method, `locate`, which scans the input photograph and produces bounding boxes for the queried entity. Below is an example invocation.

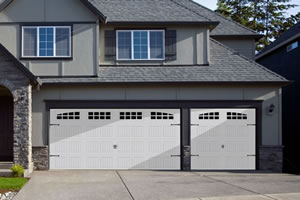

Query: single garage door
[191,109,256,170]
[49,109,181,170]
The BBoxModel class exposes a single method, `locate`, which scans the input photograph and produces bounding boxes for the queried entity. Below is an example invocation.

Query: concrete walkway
[14,171,300,200]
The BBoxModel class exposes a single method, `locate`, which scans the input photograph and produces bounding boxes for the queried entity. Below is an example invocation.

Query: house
[0,0,289,175]
[256,21,300,173]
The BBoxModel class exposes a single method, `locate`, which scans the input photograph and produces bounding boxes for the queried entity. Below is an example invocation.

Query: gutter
[39,80,292,87]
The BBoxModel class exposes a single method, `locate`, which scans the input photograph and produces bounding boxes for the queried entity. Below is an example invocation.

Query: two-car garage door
[49,108,256,170]
[49,109,181,170]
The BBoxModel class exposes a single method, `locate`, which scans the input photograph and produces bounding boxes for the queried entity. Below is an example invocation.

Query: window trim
[116,30,165,61]
[21,26,72,58]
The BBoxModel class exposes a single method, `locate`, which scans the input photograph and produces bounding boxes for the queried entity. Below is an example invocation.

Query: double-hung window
[117,30,165,60]
[22,26,71,58]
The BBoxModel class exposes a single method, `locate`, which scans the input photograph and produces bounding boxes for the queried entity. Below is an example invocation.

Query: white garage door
[191,109,256,170]
[49,109,181,170]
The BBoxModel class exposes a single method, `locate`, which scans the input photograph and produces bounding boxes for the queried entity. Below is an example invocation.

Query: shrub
[10,165,24,177]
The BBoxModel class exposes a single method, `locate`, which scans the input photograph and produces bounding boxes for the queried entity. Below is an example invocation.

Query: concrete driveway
[14,171,300,200]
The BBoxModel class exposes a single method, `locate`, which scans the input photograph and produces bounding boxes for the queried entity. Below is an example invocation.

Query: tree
[216,0,300,51]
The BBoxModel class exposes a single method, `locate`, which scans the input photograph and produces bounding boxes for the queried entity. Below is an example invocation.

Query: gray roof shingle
[172,0,259,36]
[81,0,259,37]
[82,0,214,23]
[40,39,288,85]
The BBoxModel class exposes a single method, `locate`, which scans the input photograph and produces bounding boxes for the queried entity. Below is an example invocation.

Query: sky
[193,0,300,16]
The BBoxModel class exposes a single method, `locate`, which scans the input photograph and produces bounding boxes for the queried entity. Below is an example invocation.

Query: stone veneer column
[1,50,33,175]
[259,146,283,172]
[12,84,33,173]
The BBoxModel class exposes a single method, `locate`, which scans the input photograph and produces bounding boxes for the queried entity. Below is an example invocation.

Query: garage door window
[199,112,219,120]
[227,112,247,120]
[88,112,111,120]
[151,112,174,120]
[120,112,142,120]
[57,112,80,120]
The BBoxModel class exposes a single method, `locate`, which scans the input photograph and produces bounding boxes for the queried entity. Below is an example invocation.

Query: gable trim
[80,0,107,22]
[0,43,39,85]
[0,0,13,12]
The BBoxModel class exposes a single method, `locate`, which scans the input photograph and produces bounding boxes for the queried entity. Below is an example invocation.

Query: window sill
[20,57,73,61]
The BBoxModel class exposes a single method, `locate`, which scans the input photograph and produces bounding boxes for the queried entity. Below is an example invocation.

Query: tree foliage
[216,0,300,51]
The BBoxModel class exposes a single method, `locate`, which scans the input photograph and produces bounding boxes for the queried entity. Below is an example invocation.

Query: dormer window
[21,26,71,58]
[116,30,165,60]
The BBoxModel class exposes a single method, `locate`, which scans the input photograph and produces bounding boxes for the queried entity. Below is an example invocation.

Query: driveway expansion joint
[116,171,135,200]
[191,172,279,200]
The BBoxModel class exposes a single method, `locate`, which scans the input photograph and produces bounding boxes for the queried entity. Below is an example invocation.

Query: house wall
[32,85,282,147]
[257,37,300,172]
[99,24,210,65]
[0,0,99,76]
[214,37,256,60]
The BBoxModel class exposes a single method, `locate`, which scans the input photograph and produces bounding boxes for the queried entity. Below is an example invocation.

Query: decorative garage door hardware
[170,123,180,126]
[49,109,181,170]
[49,124,60,126]
[50,155,60,157]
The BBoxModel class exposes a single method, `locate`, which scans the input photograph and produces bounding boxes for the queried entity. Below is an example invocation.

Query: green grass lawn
[0,177,28,191]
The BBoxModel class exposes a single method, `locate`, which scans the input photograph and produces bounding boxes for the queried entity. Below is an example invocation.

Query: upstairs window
[287,41,298,52]
[117,30,165,60]
[22,26,71,58]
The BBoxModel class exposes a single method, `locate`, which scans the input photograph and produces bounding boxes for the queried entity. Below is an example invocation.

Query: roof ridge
[209,38,288,81]
[169,0,212,22]
[187,0,258,34]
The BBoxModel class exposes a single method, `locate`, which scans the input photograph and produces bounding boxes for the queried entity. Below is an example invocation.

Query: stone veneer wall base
[32,146,49,170]
[259,145,283,172]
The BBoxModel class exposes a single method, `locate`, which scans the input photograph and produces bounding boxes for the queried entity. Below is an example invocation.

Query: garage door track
[14,171,300,200]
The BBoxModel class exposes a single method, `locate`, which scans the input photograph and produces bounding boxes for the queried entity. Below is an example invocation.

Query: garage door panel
[86,157,114,169]
[50,109,180,170]
[191,109,256,170]
[86,141,114,153]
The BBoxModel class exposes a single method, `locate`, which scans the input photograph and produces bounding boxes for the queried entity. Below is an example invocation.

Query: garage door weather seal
[116,171,135,200]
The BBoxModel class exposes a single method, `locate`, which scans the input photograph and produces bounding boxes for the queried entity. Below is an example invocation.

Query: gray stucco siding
[32,85,282,147]
[99,25,210,66]
[0,0,97,22]
[214,38,256,60]
[0,23,99,76]
[0,0,99,77]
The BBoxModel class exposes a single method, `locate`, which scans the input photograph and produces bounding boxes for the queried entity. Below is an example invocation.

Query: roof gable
[0,43,39,85]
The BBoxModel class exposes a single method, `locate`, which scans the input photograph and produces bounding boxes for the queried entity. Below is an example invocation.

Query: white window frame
[287,41,298,52]
[21,26,72,58]
[116,30,165,61]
